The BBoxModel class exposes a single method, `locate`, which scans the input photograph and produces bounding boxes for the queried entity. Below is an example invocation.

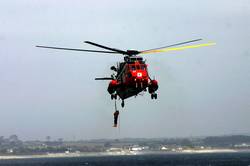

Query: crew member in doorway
[113,110,119,127]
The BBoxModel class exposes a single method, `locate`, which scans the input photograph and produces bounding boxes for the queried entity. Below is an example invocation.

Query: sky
[0,0,250,141]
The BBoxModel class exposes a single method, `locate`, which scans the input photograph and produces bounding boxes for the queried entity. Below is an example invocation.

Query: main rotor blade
[84,41,127,55]
[95,77,113,80]
[36,45,120,54]
[140,42,216,54]
[141,39,203,53]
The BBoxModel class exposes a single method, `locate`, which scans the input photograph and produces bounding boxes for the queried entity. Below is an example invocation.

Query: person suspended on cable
[113,110,119,127]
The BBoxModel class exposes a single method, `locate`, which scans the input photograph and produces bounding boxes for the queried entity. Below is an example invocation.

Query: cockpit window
[136,65,140,70]
[141,65,145,70]
[131,65,136,70]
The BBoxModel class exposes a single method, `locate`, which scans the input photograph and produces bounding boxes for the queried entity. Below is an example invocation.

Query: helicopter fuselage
[107,56,158,105]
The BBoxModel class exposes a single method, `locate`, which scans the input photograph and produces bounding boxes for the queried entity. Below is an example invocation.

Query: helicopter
[36,39,215,108]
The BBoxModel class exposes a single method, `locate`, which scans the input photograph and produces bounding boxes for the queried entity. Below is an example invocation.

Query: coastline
[1,149,249,160]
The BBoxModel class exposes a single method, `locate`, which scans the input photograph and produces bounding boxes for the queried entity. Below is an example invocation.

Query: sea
[0,153,250,166]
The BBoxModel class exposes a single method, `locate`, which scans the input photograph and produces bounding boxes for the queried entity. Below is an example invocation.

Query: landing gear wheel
[151,93,157,99]
[121,100,125,108]
[111,94,117,100]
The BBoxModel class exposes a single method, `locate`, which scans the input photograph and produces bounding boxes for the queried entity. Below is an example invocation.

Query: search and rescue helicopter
[36,39,215,108]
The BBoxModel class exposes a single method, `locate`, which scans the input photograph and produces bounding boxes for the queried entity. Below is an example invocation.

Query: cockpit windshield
[130,64,146,70]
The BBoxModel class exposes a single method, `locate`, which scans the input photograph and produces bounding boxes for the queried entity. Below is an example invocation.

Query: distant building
[161,146,168,150]
[130,145,149,151]
[6,148,13,153]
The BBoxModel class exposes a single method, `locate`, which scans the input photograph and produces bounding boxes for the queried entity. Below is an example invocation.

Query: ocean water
[0,153,250,166]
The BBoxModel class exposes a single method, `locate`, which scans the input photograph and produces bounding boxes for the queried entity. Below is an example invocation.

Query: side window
[127,72,132,77]
[131,65,136,70]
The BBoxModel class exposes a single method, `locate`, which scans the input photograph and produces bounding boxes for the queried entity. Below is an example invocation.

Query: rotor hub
[126,50,140,56]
